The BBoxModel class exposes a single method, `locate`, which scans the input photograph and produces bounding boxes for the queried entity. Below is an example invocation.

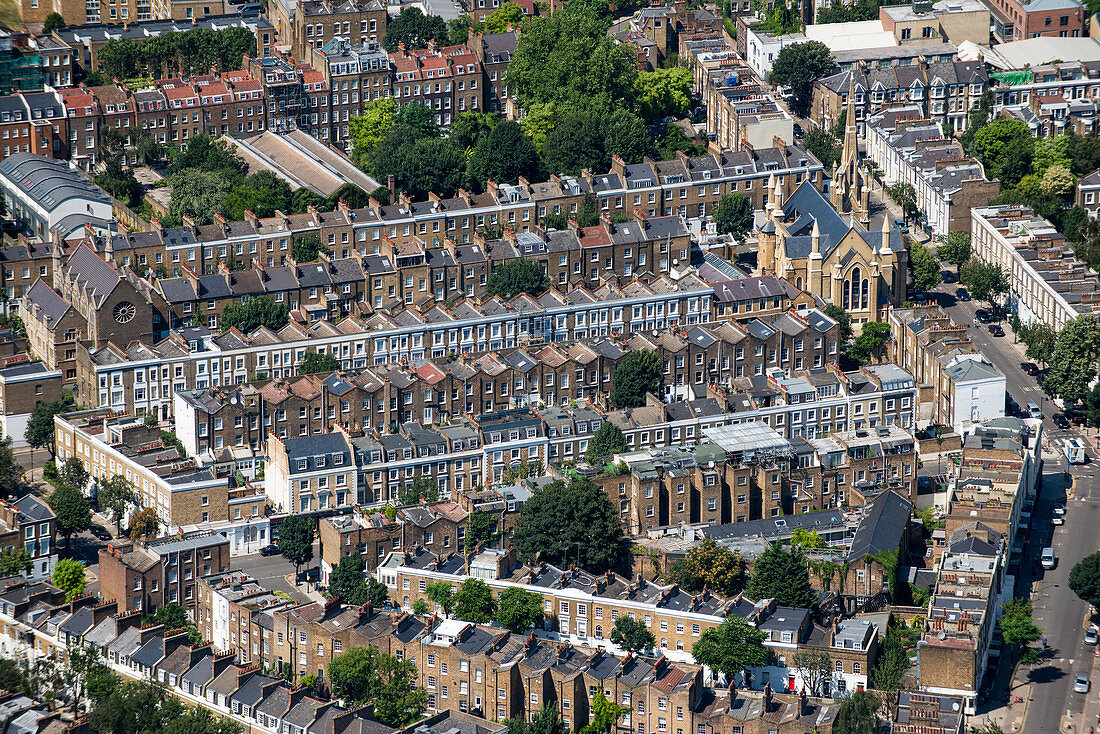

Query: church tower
[831,73,870,228]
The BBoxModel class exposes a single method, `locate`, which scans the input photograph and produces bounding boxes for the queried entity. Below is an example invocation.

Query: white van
[1042,547,1056,569]
[1065,438,1088,465]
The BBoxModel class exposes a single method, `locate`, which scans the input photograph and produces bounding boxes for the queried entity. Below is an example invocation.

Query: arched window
[861,276,870,309]
[796,277,803,290]
[660,638,668,649]
[595,625,603,639]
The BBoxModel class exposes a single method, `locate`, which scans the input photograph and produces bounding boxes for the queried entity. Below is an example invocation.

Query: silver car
[1085,626,1098,646]
[1075,674,1090,694]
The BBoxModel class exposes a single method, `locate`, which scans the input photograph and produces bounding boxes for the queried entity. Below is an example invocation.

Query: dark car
[792,123,804,138]
[956,287,971,301]
[988,324,1004,336]
[910,292,930,303]
[1021,362,1040,376]
[976,309,992,323]
[941,270,957,283]
[1006,396,1021,416]
[89,525,112,541]
[259,543,280,556]
[1053,413,1070,429]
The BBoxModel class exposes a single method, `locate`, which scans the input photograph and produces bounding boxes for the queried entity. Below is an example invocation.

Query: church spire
[840,72,859,172]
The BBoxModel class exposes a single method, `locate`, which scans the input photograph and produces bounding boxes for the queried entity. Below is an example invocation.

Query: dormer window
[297,459,307,471]
[334,454,344,465]
[316,456,326,468]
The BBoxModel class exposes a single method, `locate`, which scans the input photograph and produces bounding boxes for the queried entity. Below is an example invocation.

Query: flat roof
[703,422,790,454]
[222,129,379,197]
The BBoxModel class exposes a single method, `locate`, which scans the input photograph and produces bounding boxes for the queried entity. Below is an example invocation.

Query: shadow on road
[1027,665,1068,685]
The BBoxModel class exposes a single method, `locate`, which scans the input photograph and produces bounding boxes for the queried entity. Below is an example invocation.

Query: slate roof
[847,490,913,561]
[64,243,121,307]
[23,280,72,331]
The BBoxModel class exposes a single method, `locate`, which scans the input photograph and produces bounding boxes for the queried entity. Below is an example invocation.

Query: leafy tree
[52,558,87,601]
[585,421,627,463]
[398,474,439,506]
[960,259,1009,310]
[96,27,256,81]
[666,538,745,596]
[48,483,91,546]
[349,98,398,170]
[542,109,608,175]
[691,616,770,681]
[713,193,753,239]
[769,41,833,116]
[870,636,909,719]
[1041,164,1076,198]
[757,0,800,33]
[833,689,880,734]
[495,587,544,632]
[789,528,824,549]
[848,322,891,365]
[412,598,430,615]
[300,351,341,375]
[372,134,466,199]
[512,477,625,573]
[582,692,630,734]
[0,658,28,696]
[328,647,427,727]
[1022,323,1056,366]
[482,1,526,32]
[98,475,135,536]
[167,169,232,226]
[1070,134,1100,175]
[59,457,89,494]
[426,580,455,614]
[26,399,67,458]
[1043,315,1100,404]
[609,616,655,653]
[823,304,852,343]
[1031,134,1072,176]
[888,182,919,224]
[452,578,497,623]
[486,259,551,300]
[1069,551,1100,610]
[468,120,541,191]
[0,547,31,575]
[279,515,315,584]
[655,125,707,160]
[635,67,693,121]
[43,12,66,33]
[907,241,941,292]
[600,107,651,165]
[464,511,497,552]
[0,430,21,500]
[222,171,292,221]
[792,650,832,696]
[803,124,841,170]
[382,7,449,52]
[127,507,159,543]
[329,553,367,602]
[746,543,817,609]
[505,706,569,734]
[611,349,664,409]
[936,232,971,265]
[220,296,289,333]
[290,188,327,213]
[970,119,1034,188]
[505,3,637,114]
[447,16,473,44]
[999,598,1042,664]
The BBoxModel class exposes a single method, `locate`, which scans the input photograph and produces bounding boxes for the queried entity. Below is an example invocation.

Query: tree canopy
[485,259,551,300]
[833,690,880,734]
[848,322,891,365]
[48,483,91,546]
[495,587,545,632]
[746,543,817,609]
[667,538,745,596]
[610,616,655,653]
[691,616,770,681]
[300,352,341,375]
[969,119,1034,188]
[908,241,941,292]
[329,554,390,608]
[467,120,542,191]
[278,515,315,582]
[585,421,627,464]
[512,477,625,573]
[937,232,971,265]
[959,259,1009,308]
[999,598,1042,664]
[635,67,693,121]
[769,41,833,116]
[1043,315,1100,405]
[43,12,66,33]
[505,706,569,734]
[219,296,289,334]
[453,578,497,623]
[1069,551,1100,610]
[382,8,449,52]
[328,647,427,727]
[52,559,87,602]
[713,193,753,239]
[611,349,664,409]
[26,399,67,457]
[96,27,256,80]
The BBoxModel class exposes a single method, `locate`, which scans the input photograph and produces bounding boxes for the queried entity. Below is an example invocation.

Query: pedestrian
[1042,636,1047,646]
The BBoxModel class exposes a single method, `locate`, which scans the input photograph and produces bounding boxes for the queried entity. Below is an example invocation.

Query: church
[754,81,907,324]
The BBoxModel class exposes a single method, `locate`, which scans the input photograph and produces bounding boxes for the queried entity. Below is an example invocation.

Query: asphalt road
[933,278,1100,732]
[230,542,319,605]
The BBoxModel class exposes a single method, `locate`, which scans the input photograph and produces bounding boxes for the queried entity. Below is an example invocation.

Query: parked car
[1085,626,1098,646]
[237,2,261,13]
[1054,505,1066,517]
[894,218,908,234]
[955,287,971,301]
[1052,513,1064,526]
[259,543,280,556]
[1020,362,1039,376]
[1027,401,1043,420]
[988,324,1004,337]
[1075,674,1090,694]
[941,270,957,283]
[1041,547,1056,569]
[910,292,930,303]
[976,309,992,323]
[792,123,804,138]
[89,525,112,541]
[1053,413,1070,429]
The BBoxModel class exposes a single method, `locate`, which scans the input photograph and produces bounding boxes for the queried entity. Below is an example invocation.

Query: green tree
[848,322,891,365]
[167,169,233,226]
[1043,315,1100,404]
[495,587,544,632]
[52,558,87,602]
[768,41,833,116]
[888,182,919,224]
[0,658,28,696]
[1069,551,1100,610]
[468,120,541,191]
[148,602,188,630]
[447,15,473,44]
[464,511,497,552]
[609,616,655,653]
[712,192,753,239]
[279,515,315,585]
[328,647,427,727]
[791,650,832,696]
[506,706,569,734]
[412,598,430,615]
[426,580,455,614]
[0,430,21,500]
[1041,164,1076,198]
[372,134,466,200]
[43,12,66,33]
[936,231,971,265]
[349,98,398,170]
[482,1,526,32]
[59,457,89,495]
[870,636,909,719]
[291,234,329,263]
[382,7,449,52]
[26,399,67,458]
[666,538,745,596]
[328,554,367,602]
[542,109,608,175]
[127,506,159,543]
[1022,323,1056,366]
[222,171,292,221]
[512,477,626,573]
[691,616,770,681]
[999,597,1042,664]
[758,0,800,33]
[0,547,32,575]
[485,259,551,300]
[803,124,841,170]
[98,475,135,536]
[611,349,664,409]
[960,259,1009,310]
[635,67,693,121]
[1031,134,1072,176]
[1070,134,1100,175]
[970,119,1034,187]
[48,483,91,546]
[290,187,327,213]
[833,689,880,734]
[823,304,852,342]
[219,296,289,333]
[581,692,630,734]
[907,240,941,292]
[655,125,707,160]
[398,474,440,506]
[452,578,497,623]
[299,351,341,375]
[585,421,627,463]
[746,542,817,609]
[789,528,824,549]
